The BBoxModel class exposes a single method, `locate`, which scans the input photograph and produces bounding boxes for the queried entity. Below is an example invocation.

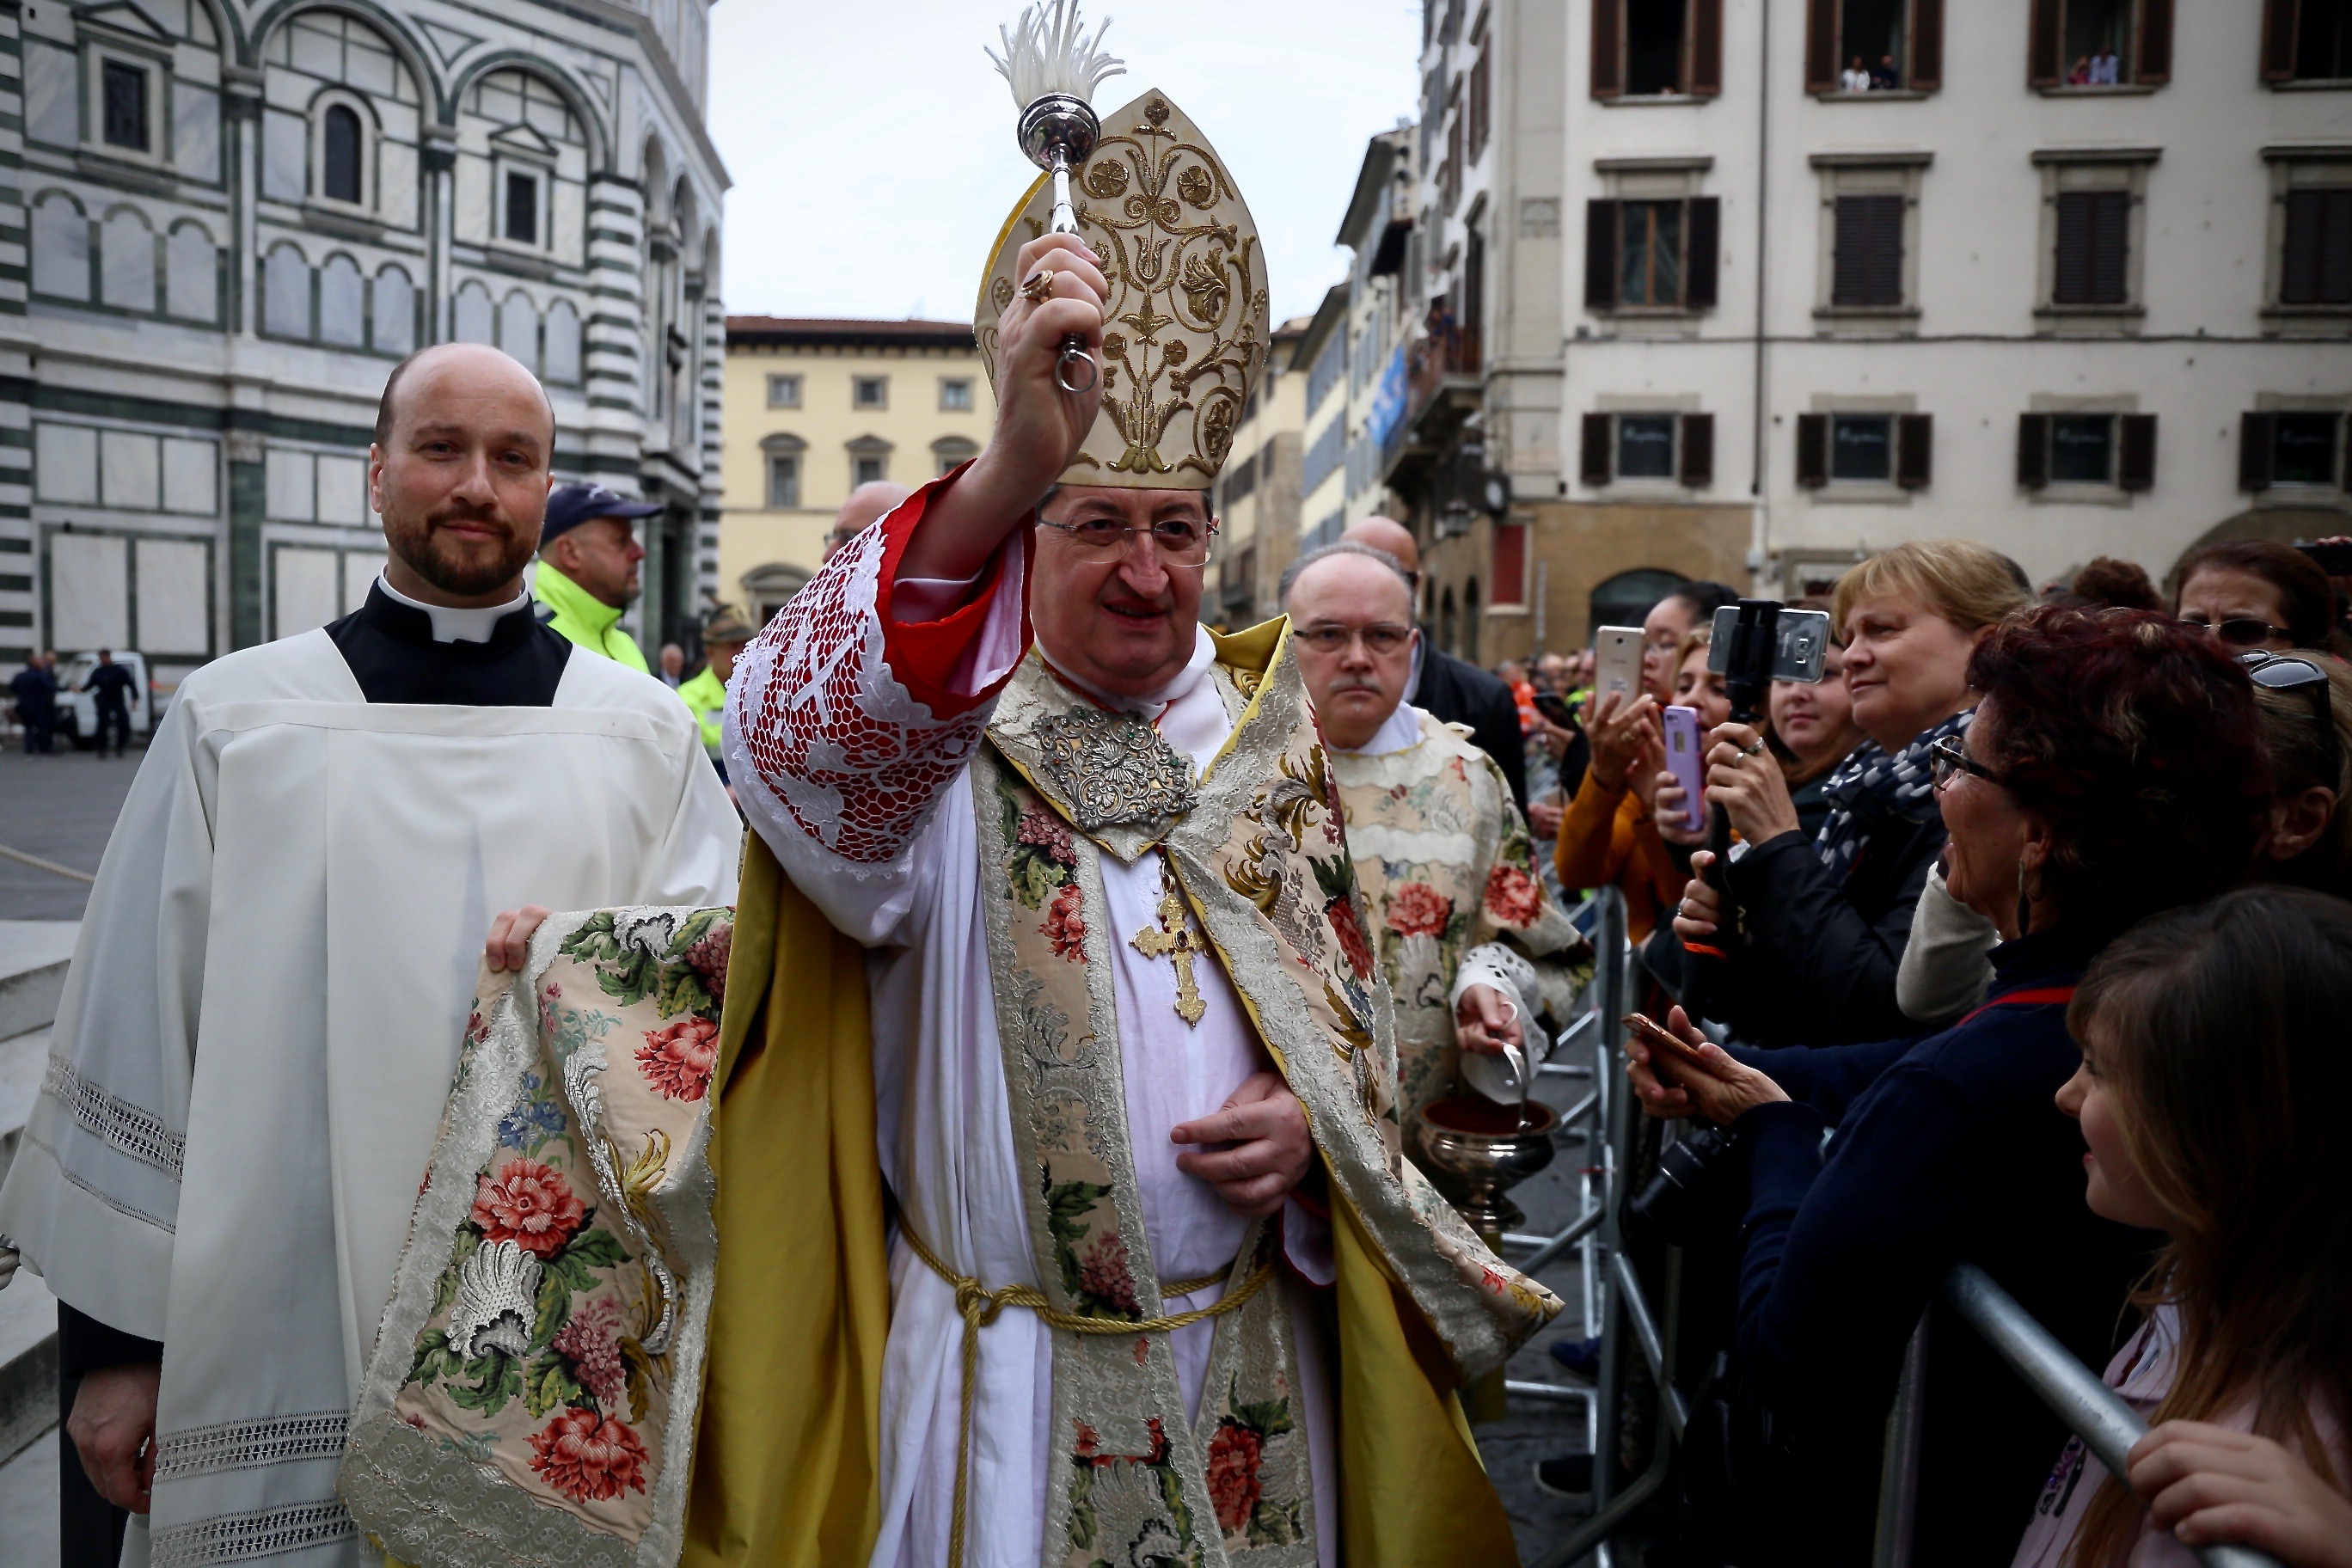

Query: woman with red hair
[1626,607,2271,1565]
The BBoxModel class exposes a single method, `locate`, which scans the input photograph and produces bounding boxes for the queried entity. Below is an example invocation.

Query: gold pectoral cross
[1130,864,1208,1026]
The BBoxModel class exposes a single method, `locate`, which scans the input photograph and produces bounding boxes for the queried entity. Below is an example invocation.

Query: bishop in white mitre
[0,343,739,1568]
[714,89,1555,1568]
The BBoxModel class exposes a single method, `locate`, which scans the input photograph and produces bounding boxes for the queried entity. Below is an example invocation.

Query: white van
[54,649,156,748]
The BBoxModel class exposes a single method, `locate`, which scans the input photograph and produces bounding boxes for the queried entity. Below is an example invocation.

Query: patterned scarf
[1814,707,1974,873]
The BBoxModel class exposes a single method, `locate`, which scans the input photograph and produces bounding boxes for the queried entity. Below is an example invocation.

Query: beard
[384,504,536,597]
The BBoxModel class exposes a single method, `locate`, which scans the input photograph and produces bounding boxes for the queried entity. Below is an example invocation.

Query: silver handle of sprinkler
[1017,93,1102,395]
[1044,154,1097,395]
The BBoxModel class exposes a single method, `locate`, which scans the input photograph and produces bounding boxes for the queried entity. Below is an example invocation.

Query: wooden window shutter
[2261,0,2299,83]
[1592,0,1624,99]
[1909,0,1945,91]
[1581,413,1614,486]
[2118,413,2158,491]
[1680,413,1715,487]
[1491,521,1527,605]
[2027,0,2062,88]
[1795,413,1829,487]
[1685,197,1721,309]
[2055,190,2131,306]
[2282,189,2352,305]
[1833,194,1905,308]
[1690,0,1724,97]
[2017,413,2050,488]
[1896,413,1934,489]
[2241,412,2277,492]
[1585,200,1620,310]
[2135,0,2174,85]
[1804,0,1839,92]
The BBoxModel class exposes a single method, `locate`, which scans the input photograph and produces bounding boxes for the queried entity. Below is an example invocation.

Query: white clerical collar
[376,573,532,644]
[1337,700,1427,756]
[1043,623,1217,717]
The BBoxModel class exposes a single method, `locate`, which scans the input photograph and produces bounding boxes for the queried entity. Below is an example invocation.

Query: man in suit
[1343,517,1528,809]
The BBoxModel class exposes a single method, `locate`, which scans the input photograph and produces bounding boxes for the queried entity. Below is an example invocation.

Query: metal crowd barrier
[1491,893,2285,1568]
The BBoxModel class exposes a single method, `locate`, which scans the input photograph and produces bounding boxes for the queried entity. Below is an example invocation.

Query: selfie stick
[1704,600,1782,891]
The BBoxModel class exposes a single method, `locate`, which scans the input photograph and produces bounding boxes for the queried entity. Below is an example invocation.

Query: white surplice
[724,507,1337,1568]
[0,627,738,1568]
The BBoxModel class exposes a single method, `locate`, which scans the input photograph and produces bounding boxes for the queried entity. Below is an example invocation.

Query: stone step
[0,1026,46,1192]
[0,1413,62,1565]
[0,922,76,1042]
[0,1268,56,1467]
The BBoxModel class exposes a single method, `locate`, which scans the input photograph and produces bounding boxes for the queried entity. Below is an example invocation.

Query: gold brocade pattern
[976,91,1271,490]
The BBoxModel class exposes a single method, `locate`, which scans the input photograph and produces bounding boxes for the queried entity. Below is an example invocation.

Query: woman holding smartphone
[1622,607,2271,1566]
[1673,541,2026,1047]
[2009,885,2352,1568]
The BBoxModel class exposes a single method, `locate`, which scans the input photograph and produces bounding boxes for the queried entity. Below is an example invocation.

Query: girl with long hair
[2014,885,2352,1567]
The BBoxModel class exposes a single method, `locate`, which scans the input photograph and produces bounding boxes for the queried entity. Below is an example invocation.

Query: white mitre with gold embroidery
[974,89,1271,490]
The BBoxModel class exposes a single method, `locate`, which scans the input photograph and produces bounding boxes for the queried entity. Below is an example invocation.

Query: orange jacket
[1553,769,1687,944]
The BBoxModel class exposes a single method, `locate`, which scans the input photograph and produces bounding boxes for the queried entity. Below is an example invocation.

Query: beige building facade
[720,317,994,621]
[1210,317,1309,628]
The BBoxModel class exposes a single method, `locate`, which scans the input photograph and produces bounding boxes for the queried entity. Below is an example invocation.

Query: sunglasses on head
[2239,651,2331,690]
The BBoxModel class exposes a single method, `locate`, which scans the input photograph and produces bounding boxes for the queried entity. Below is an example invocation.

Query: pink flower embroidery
[1327,897,1375,979]
[1017,808,1078,867]
[471,1156,586,1259]
[528,1407,648,1503]
[1385,882,1452,938]
[636,1015,720,1102]
[552,1297,626,1408]
[683,923,731,1004]
[1042,881,1087,961]
[1076,1230,1138,1314]
[1484,865,1542,928]
[1207,1423,1265,1533]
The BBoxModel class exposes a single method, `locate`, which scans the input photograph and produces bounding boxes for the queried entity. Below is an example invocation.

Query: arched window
[497,291,539,371]
[165,222,217,322]
[1463,576,1482,665]
[1587,567,1690,643]
[262,242,309,338]
[322,103,363,204]
[100,207,154,311]
[371,266,414,355]
[319,254,364,346]
[451,279,493,345]
[542,300,581,386]
[31,193,89,301]
[1439,585,1458,654]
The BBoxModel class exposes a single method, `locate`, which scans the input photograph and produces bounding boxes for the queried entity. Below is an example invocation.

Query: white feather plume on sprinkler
[987,0,1125,108]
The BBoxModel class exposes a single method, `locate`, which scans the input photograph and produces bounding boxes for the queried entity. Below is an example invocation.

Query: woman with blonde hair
[1675,540,2030,1045]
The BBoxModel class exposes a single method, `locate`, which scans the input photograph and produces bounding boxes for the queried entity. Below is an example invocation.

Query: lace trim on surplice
[153,1410,350,1479]
[42,1056,186,1179]
[149,1498,357,1566]
[730,515,998,869]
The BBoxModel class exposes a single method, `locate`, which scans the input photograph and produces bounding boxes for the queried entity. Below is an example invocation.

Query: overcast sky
[706,0,1424,327]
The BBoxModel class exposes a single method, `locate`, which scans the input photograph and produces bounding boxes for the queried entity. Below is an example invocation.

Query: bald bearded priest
[689,91,1557,1568]
[0,344,739,1567]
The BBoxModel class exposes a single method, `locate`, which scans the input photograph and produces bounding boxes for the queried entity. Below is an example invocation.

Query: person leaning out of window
[1673,541,2030,1047]
[1554,580,1736,941]
[2015,886,2352,1568]
[1624,607,2275,1566]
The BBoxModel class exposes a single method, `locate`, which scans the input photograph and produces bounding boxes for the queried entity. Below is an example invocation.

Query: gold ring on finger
[1020,267,1057,303]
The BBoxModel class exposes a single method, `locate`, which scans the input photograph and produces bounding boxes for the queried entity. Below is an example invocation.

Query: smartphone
[1534,690,1580,729]
[1623,1012,1709,1069]
[1594,626,1644,705]
[2298,540,2352,576]
[1662,705,1707,833]
[1708,604,1833,685]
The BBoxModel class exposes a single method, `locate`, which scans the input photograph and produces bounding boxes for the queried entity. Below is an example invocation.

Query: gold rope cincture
[899,1217,1276,1568]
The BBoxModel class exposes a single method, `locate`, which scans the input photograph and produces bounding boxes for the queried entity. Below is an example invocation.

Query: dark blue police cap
[542,482,663,545]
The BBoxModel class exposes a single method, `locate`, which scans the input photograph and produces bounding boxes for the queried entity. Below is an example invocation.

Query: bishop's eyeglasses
[1036,513,1216,567]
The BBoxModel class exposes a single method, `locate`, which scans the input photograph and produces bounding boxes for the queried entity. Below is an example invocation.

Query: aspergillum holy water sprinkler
[988,0,1124,395]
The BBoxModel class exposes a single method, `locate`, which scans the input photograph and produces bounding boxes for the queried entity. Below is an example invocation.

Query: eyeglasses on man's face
[2181,613,2288,648]
[1928,733,2004,792]
[1295,622,1413,657]
[1037,511,1216,567]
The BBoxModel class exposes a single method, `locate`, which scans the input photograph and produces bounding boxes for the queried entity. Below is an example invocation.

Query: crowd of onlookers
[1484,537,2352,1568]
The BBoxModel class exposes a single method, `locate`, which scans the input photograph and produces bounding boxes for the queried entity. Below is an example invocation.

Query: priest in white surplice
[709,86,1555,1568]
[0,343,738,1567]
